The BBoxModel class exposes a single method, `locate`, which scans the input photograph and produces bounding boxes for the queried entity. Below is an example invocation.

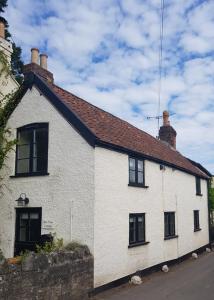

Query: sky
[3,0,214,173]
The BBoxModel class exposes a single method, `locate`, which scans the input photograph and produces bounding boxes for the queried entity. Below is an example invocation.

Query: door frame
[14,207,42,256]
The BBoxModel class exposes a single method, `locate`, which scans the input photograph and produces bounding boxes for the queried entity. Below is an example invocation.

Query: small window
[195,177,201,195]
[129,157,144,186]
[16,123,48,176]
[164,212,176,238]
[194,210,200,231]
[129,213,145,245]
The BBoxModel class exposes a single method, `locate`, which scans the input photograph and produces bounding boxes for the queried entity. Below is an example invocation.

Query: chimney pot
[31,48,39,64]
[0,21,5,39]
[163,110,170,126]
[40,53,48,69]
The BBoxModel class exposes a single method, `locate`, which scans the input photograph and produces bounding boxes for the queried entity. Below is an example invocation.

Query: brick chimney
[23,48,54,83]
[159,111,177,149]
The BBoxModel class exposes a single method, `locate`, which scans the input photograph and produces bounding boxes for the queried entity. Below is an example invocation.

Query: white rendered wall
[94,147,209,287]
[0,86,94,257]
[0,36,19,101]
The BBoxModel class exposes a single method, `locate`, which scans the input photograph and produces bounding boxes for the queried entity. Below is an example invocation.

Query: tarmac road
[94,251,214,300]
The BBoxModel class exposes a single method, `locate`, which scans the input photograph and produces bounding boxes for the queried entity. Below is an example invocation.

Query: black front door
[15,208,42,256]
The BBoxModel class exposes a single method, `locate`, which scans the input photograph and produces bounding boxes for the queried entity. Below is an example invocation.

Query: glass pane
[19,130,32,145]
[33,157,47,172]
[138,160,144,171]
[129,216,136,243]
[19,226,27,242]
[20,213,28,220]
[29,219,41,241]
[138,172,144,184]
[164,214,169,236]
[17,144,30,159]
[129,170,136,183]
[34,128,48,158]
[138,216,145,242]
[17,159,30,173]
[129,158,135,170]
[30,213,39,220]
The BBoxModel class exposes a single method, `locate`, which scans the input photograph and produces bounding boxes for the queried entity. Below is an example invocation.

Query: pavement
[93,251,214,300]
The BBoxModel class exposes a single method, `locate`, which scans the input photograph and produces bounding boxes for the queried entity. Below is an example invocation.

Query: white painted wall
[94,147,209,287]
[0,36,19,101]
[0,86,94,257]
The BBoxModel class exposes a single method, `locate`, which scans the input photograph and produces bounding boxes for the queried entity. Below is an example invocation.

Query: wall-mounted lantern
[15,193,29,206]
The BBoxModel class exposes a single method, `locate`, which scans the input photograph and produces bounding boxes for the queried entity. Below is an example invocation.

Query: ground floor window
[129,213,145,245]
[15,207,42,256]
[194,210,200,231]
[164,212,176,238]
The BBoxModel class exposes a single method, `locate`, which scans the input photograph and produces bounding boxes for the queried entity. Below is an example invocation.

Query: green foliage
[64,241,90,253]
[36,235,64,254]
[11,43,24,84]
[0,11,23,83]
[0,0,7,13]
[0,50,20,178]
[0,248,5,261]
[19,249,31,263]
[209,186,214,210]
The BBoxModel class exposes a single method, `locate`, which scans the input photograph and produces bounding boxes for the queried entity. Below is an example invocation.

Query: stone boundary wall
[0,249,93,300]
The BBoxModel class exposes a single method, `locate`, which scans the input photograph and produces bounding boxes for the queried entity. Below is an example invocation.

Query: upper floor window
[195,177,201,195]
[15,123,48,176]
[194,210,200,231]
[129,157,145,186]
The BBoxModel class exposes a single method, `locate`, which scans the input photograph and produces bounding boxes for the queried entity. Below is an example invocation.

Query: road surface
[94,251,214,300]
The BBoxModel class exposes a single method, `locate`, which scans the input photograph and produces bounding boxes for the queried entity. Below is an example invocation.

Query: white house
[0,46,211,289]
[0,20,19,101]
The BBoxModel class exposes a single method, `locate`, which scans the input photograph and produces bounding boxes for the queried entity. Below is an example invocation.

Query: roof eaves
[96,140,209,179]
[24,72,97,147]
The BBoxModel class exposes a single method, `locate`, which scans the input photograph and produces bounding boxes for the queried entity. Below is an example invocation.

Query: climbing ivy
[0,49,18,178]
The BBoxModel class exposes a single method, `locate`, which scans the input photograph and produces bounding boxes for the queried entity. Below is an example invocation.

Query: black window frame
[164,212,177,240]
[195,177,202,196]
[194,210,201,231]
[128,157,147,188]
[15,207,42,256]
[14,123,49,177]
[129,213,149,247]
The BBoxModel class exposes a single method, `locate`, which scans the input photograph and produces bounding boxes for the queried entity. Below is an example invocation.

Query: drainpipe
[207,179,212,247]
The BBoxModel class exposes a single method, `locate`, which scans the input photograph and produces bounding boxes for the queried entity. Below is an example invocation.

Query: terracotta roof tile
[47,82,208,178]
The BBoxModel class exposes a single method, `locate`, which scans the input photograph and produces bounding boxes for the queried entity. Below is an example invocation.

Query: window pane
[137,215,145,242]
[34,128,48,158]
[33,157,47,172]
[129,170,136,183]
[29,219,41,241]
[20,213,28,220]
[164,214,169,236]
[169,214,175,235]
[138,160,144,172]
[196,177,201,194]
[129,158,135,170]
[17,144,30,159]
[138,171,144,184]
[17,159,30,173]
[19,226,27,242]
[19,130,32,145]
[30,213,39,220]
[129,216,136,243]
